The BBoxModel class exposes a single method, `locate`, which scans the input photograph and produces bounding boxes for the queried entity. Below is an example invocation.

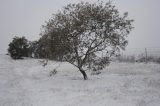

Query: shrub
[8,36,29,59]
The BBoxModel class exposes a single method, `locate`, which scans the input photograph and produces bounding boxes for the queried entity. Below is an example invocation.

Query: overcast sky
[0,0,160,54]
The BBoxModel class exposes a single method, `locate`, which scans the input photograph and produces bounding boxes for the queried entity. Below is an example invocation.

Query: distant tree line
[117,54,160,64]
[8,36,46,59]
[8,35,66,60]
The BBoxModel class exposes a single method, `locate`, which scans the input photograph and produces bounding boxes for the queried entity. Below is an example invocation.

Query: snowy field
[0,55,160,106]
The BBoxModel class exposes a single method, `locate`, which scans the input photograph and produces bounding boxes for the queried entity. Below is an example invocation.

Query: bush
[118,55,135,63]
[8,36,29,59]
[49,69,57,76]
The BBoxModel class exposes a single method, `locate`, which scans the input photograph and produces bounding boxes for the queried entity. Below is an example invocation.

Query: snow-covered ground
[0,55,160,106]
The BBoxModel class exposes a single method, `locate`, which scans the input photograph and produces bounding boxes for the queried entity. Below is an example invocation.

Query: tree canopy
[40,1,134,80]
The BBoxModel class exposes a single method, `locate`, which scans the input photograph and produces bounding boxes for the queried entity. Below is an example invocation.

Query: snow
[0,55,160,106]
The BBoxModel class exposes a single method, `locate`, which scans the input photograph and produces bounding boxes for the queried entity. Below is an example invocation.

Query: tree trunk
[79,68,88,80]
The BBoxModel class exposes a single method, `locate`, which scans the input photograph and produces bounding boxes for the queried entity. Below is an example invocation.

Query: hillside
[0,55,160,106]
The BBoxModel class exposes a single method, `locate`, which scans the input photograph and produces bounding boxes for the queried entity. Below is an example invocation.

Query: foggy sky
[0,0,160,54]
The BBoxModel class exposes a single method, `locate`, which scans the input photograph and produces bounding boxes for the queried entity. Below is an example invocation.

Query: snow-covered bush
[49,69,57,76]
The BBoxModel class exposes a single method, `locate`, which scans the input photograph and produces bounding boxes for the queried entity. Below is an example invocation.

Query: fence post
[145,48,148,63]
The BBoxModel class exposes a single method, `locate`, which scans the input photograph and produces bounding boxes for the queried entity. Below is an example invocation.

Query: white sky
[0,0,160,54]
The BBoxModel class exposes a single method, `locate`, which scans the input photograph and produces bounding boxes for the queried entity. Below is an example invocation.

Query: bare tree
[40,1,134,80]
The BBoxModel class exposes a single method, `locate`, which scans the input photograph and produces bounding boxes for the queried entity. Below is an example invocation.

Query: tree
[28,38,50,59]
[34,38,50,59]
[40,1,134,80]
[8,36,29,59]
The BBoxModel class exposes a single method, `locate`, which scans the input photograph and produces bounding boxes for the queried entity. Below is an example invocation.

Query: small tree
[40,1,134,80]
[8,36,29,59]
